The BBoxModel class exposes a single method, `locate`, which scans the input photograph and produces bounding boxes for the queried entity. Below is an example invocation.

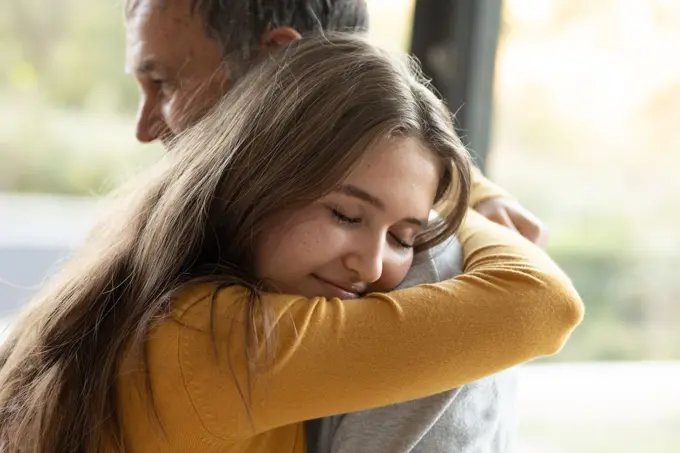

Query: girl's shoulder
[169,283,249,333]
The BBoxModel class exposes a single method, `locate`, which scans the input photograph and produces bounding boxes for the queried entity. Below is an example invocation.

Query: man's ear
[257,26,303,56]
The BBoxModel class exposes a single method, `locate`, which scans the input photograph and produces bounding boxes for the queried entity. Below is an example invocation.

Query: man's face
[125,0,232,143]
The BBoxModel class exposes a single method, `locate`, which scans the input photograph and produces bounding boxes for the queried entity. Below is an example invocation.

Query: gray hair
[126,0,370,61]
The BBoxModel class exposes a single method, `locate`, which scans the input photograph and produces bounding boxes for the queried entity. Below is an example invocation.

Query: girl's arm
[139,210,583,438]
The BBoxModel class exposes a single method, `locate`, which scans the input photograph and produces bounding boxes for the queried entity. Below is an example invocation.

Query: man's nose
[135,96,169,143]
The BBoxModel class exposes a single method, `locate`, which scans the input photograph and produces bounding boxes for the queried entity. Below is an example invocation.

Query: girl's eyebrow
[335,184,427,228]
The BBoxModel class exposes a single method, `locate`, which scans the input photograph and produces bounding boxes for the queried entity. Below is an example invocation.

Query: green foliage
[1,0,139,113]
[542,248,680,362]
[0,98,162,195]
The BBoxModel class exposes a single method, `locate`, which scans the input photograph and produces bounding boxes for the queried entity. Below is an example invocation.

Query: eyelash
[152,79,173,95]
[331,208,414,250]
[391,235,414,250]
[331,208,361,225]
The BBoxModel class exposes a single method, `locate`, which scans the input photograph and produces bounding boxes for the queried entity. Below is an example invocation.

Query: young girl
[0,34,582,453]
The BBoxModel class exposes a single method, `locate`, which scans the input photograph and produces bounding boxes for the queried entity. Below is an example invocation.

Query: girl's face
[255,137,441,299]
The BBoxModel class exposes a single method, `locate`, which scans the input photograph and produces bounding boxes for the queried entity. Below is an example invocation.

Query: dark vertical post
[410,0,502,172]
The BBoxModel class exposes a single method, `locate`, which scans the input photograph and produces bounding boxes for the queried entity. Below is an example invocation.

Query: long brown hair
[0,33,471,452]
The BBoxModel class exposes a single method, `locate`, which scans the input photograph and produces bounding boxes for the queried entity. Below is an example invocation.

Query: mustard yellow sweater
[116,207,583,453]
[468,167,512,207]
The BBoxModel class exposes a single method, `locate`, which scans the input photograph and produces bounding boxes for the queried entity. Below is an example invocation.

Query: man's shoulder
[397,236,462,289]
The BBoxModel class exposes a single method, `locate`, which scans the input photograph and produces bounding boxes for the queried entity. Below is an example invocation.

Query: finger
[507,207,547,246]
[487,207,520,234]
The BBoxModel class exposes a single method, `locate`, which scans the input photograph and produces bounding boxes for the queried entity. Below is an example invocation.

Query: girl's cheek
[368,255,413,292]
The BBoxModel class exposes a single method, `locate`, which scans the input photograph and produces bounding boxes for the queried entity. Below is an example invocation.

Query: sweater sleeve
[469,166,512,207]
[146,210,583,439]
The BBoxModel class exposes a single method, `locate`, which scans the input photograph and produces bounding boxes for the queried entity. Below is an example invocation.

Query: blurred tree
[7,0,70,75]
[1,0,138,112]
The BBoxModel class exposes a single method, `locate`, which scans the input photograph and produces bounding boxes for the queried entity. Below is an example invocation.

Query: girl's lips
[312,274,361,300]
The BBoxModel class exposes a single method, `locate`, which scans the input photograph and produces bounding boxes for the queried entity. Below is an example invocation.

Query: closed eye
[389,232,414,249]
[331,208,361,224]
[151,78,175,96]
[330,205,414,249]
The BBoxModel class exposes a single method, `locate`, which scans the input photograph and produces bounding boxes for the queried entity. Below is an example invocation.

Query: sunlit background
[1,0,679,451]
